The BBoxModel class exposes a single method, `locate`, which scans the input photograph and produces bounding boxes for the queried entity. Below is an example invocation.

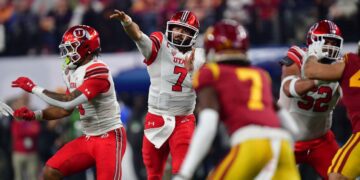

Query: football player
[12,25,126,180]
[175,20,300,180]
[110,10,205,180]
[302,38,360,180]
[278,20,343,179]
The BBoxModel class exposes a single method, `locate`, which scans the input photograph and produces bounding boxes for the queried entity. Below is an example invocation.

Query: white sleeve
[193,48,206,72]
[135,33,153,59]
[32,86,88,110]
[277,108,300,140]
[178,108,219,178]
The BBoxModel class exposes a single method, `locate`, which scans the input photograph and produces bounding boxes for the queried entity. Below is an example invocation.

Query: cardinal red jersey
[340,53,360,133]
[193,63,280,135]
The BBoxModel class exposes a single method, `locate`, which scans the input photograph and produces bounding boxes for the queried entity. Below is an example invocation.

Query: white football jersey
[62,59,122,136]
[278,46,340,141]
[141,32,205,116]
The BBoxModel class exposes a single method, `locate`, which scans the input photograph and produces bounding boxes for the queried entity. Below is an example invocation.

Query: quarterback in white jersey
[12,25,126,180]
[111,10,205,179]
[278,20,343,179]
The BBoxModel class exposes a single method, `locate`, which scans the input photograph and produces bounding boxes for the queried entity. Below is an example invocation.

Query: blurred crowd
[0,0,359,57]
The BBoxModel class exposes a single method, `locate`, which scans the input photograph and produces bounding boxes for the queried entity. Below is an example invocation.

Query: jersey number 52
[297,86,332,112]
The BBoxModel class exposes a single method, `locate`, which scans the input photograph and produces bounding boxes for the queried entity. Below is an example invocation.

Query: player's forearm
[42,106,73,120]
[42,89,81,102]
[283,79,316,97]
[123,22,143,41]
[303,56,320,79]
[32,87,87,110]
[304,57,343,81]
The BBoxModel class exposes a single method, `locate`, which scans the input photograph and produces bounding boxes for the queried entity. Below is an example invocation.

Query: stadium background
[0,0,359,179]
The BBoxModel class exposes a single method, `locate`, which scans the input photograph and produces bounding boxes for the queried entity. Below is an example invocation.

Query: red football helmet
[306,20,343,60]
[166,11,200,47]
[59,25,100,67]
[204,19,249,62]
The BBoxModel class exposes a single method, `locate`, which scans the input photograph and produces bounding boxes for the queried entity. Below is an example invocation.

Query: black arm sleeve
[279,56,295,66]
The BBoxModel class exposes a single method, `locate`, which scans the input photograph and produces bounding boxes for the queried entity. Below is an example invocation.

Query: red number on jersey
[297,86,333,112]
[78,104,85,115]
[172,66,188,92]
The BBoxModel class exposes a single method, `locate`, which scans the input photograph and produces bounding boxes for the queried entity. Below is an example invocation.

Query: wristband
[121,17,133,27]
[289,78,300,97]
[32,86,45,94]
[34,110,43,121]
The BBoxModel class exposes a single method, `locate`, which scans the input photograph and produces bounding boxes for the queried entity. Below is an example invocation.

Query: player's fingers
[109,14,117,19]
[114,9,122,14]
[110,10,122,19]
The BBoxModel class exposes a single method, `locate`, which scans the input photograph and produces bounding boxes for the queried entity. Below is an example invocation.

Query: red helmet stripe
[328,21,336,34]
[181,11,189,23]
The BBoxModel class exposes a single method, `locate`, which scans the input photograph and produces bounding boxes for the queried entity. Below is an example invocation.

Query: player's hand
[109,9,132,25]
[307,39,328,60]
[13,107,35,121]
[11,77,36,93]
[184,48,195,72]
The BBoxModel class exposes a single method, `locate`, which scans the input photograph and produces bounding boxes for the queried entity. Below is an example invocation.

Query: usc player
[175,20,300,180]
[302,38,360,180]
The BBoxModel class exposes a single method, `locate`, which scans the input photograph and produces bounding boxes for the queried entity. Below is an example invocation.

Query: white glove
[301,39,328,79]
[307,39,328,60]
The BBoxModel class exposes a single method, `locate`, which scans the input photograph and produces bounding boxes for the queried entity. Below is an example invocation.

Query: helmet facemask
[59,40,83,68]
[166,23,198,47]
[59,40,87,68]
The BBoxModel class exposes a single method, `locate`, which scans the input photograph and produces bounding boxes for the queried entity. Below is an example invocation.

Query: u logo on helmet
[73,28,87,38]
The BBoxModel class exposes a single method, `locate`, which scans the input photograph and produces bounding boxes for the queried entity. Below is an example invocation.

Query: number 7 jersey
[193,63,280,135]
[143,32,205,116]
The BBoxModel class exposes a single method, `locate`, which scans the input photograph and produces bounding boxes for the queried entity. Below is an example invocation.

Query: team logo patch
[73,28,87,38]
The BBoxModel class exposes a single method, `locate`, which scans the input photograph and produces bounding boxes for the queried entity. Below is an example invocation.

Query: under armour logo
[148,121,155,126]
[85,89,90,95]
[181,118,189,123]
